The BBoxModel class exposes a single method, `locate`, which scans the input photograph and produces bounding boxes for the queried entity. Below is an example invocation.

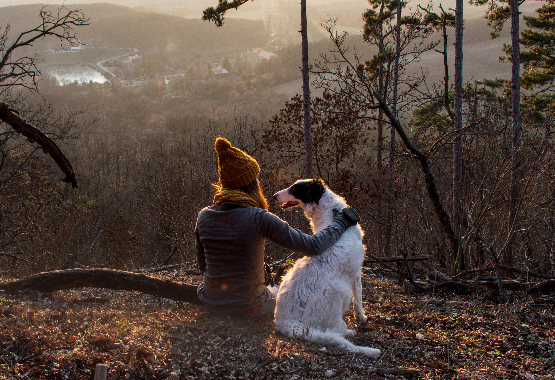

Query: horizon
[0,0,546,25]
[0,0,495,18]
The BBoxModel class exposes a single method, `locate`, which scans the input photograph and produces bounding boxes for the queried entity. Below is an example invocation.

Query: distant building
[129,54,142,63]
[213,66,228,75]
[71,42,86,52]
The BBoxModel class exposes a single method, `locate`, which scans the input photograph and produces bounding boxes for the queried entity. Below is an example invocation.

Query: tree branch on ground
[0,268,202,304]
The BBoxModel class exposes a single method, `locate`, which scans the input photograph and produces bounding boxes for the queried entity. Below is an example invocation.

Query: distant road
[96,48,138,81]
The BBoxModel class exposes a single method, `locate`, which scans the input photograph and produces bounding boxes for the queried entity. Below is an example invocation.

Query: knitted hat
[215,137,260,188]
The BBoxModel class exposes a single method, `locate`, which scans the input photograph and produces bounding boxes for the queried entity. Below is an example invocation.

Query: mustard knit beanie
[215,137,260,188]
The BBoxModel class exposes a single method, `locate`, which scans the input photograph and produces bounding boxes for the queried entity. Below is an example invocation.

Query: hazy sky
[4,0,227,6]
[0,0,542,21]
[0,0,465,11]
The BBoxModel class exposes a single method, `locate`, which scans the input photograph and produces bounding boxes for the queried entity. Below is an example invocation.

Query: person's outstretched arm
[255,208,359,256]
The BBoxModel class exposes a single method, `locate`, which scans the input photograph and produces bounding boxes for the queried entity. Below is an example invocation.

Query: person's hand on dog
[333,207,361,229]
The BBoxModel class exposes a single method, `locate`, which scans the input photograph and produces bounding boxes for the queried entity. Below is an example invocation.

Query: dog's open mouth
[281,201,299,209]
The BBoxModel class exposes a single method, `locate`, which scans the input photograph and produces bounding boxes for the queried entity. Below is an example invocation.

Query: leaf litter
[0,268,553,379]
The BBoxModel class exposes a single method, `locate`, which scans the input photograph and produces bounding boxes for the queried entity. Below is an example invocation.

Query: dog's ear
[306,179,326,204]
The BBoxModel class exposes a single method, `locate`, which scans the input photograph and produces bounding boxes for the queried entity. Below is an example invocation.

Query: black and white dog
[272,179,380,356]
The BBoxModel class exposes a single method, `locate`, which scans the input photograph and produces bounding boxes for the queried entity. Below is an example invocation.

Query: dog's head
[272,179,326,210]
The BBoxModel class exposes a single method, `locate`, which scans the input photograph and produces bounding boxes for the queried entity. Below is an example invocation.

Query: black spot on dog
[289,179,326,205]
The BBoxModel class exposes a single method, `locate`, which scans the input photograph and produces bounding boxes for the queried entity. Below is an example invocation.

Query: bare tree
[314,18,461,269]
[350,2,443,257]
[362,0,389,255]
[453,0,465,270]
[506,0,522,267]
[1,6,89,92]
[472,0,525,266]
[300,0,312,178]
[0,6,89,187]
[0,6,88,271]
[387,0,402,258]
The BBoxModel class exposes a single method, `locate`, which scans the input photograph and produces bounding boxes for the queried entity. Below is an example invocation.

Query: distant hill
[0,3,269,56]
[0,1,544,91]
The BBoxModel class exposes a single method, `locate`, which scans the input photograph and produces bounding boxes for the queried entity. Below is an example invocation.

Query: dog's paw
[345,329,356,336]
[357,315,368,324]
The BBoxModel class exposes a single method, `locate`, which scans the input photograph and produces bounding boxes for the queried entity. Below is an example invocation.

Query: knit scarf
[213,188,259,208]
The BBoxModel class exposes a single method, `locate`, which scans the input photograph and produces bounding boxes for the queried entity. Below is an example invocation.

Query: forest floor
[0,267,554,380]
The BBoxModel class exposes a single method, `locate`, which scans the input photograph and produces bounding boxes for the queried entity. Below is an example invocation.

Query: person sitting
[195,137,360,317]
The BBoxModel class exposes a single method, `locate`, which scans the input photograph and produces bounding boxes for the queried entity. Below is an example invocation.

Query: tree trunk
[384,0,401,257]
[453,0,465,272]
[377,1,386,256]
[0,268,202,304]
[506,0,522,267]
[301,0,312,178]
[441,19,454,121]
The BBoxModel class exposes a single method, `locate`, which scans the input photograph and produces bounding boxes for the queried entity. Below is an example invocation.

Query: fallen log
[0,268,202,304]
[525,279,555,295]
[406,280,477,295]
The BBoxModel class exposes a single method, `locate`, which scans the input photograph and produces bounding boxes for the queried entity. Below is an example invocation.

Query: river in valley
[46,65,108,86]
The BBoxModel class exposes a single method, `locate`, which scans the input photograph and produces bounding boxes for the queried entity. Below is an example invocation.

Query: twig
[269,252,295,268]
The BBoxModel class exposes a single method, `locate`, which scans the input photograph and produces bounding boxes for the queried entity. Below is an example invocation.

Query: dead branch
[405,275,555,299]
[0,268,201,304]
[406,280,477,295]
[525,279,555,295]
[473,279,533,291]
[494,265,554,280]
[0,102,77,188]
[364,256,432,264]
[365,254,553,298]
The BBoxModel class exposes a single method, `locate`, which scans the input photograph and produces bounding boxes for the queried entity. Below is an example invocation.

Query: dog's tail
[276,321,381,357]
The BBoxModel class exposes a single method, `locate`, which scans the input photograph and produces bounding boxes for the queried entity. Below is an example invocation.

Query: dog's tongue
[282,201,298,209]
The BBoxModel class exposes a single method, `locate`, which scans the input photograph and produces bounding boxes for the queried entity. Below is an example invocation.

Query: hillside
[0,3,269,56]
[1,1,544,87]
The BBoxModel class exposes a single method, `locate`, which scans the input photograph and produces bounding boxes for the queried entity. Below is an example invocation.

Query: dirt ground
[0,267,554,380]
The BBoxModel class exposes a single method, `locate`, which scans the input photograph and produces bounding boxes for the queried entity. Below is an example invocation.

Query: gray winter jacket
[194,202,345,315]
